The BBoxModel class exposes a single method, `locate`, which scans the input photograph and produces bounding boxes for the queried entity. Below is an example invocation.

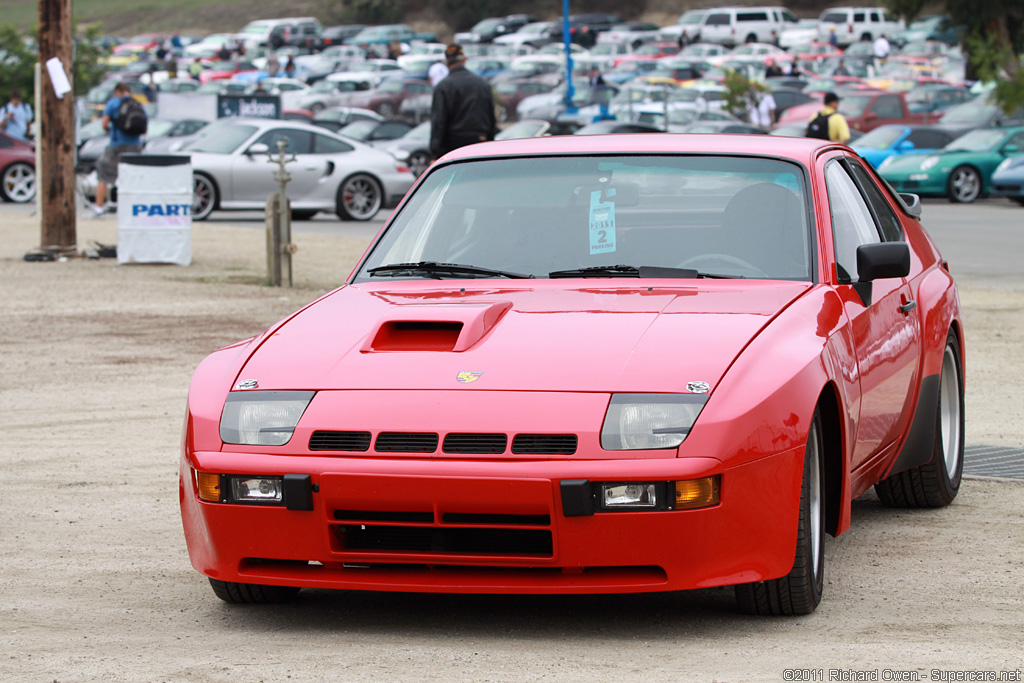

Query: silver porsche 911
[183,118,416,221]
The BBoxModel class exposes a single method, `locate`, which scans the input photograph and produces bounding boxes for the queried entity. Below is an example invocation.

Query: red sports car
[180,133,965,615]
[0,131,36,203]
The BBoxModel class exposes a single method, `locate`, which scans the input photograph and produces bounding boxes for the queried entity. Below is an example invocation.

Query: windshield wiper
[367,261,534,279]
[548,265,738,279]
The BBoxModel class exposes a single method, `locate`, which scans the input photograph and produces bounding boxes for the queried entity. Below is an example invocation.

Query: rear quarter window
[737,12,769,22]
[705,13,731,26]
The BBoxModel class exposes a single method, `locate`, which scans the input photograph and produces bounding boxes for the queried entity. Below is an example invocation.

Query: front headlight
[389,148,410,162]
[878,156,894,171]
[601,393,708,450]
[920,156,940,171]
[995,156,1023,173]
[220,390,315,446]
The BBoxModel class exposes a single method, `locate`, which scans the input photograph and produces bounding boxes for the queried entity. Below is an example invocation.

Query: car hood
[881,148,982,172]
[236,281,811,393]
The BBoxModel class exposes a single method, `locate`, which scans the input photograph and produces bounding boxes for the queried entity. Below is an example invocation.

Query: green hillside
[8,0,845,38]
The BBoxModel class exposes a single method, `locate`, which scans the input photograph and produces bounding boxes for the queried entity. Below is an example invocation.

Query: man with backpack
[805,91,850,144]
[92,82,147,217]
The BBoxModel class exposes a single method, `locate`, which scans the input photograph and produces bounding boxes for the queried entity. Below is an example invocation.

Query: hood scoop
[362,301,512,353]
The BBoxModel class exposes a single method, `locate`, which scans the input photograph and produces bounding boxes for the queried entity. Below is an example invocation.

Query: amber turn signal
[674,475,720,510]
[196,471,222,502]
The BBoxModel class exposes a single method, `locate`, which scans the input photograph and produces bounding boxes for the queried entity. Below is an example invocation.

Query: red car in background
[611,42,681,68]
[780,90,943,133]
[198,60,260,84]
[180,133,964,616]
[0,132,36,204]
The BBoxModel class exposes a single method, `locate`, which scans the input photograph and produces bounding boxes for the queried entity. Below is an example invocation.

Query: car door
[824,157,922,471]
[232,127,322,204]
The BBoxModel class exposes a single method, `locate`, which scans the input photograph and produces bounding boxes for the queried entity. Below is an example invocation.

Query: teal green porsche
[878,126,1024,203]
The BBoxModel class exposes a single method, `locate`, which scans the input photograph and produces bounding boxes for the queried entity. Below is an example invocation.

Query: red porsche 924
[180,133,964,615]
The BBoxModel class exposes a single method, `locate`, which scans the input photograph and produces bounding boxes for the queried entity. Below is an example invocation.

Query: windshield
[678,11,704,25]
[146,120,176,137]
[354,155,811,281]
[338,120,377,140]
[839,95,873,117]
[378,80,404,93]
[940,100,997,125]
[183,122,257,154]
[946,129,1004,152]
[853,126,905,150]
[472,18,503,32]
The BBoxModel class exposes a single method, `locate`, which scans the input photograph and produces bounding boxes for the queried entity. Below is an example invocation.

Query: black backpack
[805,110,833,140]
[116,97,148,136]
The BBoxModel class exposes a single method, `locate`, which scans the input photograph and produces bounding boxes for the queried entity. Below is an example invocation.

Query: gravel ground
[1,210,1022,683]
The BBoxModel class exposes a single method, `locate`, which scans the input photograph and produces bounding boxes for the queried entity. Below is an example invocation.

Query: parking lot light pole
[562,0,576,115]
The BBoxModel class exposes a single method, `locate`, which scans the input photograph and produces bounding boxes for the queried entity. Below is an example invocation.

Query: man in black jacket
[430,44,496,158]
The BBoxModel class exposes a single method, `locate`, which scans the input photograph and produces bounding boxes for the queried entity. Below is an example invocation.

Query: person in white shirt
[747,89,777,130]
[873,34,891,69]
[428,59,449,86]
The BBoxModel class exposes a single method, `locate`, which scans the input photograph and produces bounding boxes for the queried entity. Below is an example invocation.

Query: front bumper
[990,176,1024,198]
[180,446,803,594]
[883,173,947,196]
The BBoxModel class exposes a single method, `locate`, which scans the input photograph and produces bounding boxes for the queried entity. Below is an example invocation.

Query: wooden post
[37,0,77,254]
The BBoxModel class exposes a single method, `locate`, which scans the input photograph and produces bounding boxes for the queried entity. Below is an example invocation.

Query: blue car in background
[991,154,1024,206]
[851,125,958,169]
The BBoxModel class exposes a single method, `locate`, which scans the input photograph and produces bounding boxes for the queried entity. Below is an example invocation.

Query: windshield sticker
[589,189,617,255]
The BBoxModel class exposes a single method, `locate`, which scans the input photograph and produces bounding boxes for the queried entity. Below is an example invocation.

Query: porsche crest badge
[687,381,711,394]
[236,379,259,390]
[456,371,484,384]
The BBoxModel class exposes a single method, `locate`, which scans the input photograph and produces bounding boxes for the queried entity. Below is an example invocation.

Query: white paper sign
[45,57,72,99]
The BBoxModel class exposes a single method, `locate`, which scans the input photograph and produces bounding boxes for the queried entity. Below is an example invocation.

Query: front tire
[192,173,218,221]
[735,409,825,615]
[875,333,964,508]
[336,173,382,221]
[209,578,300,604]
[1,162,36,203]
[407,150,431,177]
[948,165,981,203]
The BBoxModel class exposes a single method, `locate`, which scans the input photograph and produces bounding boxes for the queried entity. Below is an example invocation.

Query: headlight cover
[920,156,940,171]
[220,390,315,446]
[601,393,708,451]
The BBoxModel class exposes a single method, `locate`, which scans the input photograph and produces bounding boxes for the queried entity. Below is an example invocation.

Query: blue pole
[562,0,576,114]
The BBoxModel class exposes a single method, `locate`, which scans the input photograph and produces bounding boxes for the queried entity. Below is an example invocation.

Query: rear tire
[209,578,300,604]
[745,33,757,44]
[875,333,964,508]
[735,410,825,615]
[948,165,981,203]
[336,173,382,221]
[1,161,36,203]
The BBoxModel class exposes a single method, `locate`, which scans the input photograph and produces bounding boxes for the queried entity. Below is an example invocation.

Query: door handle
[899,300,917,314]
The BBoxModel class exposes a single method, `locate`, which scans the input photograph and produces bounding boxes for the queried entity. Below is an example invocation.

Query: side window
[825,162,881,282]
[848,161,903,242]
[254,128,313,155]
[1004,132,1024,152]
[906,130,944,149]
[870,11,881,22]
[853,12,866,22]
[872,96,903,119]
[313,133,353,154]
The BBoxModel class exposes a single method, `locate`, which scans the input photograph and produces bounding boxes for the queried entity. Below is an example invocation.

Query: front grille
[512,434,578,455]
[309,430,371,451]
[442,433,508,454]
[334,510,434,523]
[442,512,550,525]
[338,525,553,555]
[375,432,439,453]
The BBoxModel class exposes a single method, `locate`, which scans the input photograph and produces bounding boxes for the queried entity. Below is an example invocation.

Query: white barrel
[116,155,193,265]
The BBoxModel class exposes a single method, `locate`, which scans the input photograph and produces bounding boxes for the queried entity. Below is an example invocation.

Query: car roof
[441,132,841,165]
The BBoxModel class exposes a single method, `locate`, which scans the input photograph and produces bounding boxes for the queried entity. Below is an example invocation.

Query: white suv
[699,6,799,47]
[817,7,903,47]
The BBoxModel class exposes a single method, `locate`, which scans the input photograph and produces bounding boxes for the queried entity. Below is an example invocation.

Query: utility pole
[37,0,77,254]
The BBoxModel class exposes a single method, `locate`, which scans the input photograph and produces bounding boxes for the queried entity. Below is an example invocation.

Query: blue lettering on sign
[131,204,193,217]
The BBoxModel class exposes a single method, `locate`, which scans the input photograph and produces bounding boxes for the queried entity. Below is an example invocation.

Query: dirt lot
[1,211,1022,682]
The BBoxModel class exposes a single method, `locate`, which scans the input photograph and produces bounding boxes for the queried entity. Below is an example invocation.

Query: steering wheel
[679,253,768,278]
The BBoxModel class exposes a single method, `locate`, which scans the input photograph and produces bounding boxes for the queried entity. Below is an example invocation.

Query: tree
[0,21,108,108]
[885,0,1023,114]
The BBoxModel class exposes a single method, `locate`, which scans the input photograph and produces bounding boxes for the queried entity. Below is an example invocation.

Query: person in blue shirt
[92,82,144,217]
[1,90,34,142]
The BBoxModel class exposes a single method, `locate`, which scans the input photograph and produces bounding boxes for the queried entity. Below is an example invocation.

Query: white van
[699,6,799,47]
[817,7,903,47]
[236,17,323,52]
[657,9,710,45]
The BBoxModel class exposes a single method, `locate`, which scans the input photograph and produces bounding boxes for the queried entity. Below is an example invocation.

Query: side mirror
[899,192,922,218]
[857,242,910,281]
[898,139,915,151]
[863,111,878,120]
[246,143,269,155]
[1003,145,1019,155]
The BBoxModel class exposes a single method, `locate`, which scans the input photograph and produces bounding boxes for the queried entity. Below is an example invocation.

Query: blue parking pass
[589,189,616,255]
